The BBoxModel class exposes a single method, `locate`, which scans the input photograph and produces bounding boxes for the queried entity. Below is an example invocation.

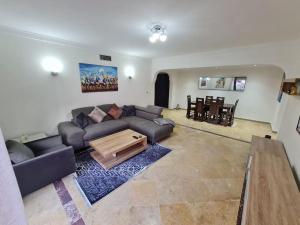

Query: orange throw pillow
[107,104,123,119]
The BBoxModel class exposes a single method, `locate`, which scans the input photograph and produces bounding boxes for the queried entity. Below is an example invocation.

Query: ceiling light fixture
[148,23,167,43]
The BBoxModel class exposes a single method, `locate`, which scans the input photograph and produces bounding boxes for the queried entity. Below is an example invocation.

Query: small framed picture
[297,116,300,134]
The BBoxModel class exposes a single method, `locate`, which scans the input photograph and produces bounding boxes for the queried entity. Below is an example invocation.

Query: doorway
[155,73,170,108]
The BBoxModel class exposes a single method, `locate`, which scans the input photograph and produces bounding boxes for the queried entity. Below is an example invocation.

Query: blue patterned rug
[74,144,171,205]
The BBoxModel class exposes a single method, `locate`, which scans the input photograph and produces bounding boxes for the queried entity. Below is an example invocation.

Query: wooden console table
[240,136,300,225]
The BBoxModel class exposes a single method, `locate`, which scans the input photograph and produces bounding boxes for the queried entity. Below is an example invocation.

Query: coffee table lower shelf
[90,141,147,170]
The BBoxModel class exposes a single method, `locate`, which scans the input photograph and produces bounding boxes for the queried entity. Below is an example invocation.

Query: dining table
[191,101,234,111]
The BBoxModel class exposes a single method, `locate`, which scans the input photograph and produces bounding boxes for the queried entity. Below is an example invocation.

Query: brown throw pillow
[88,107,107,123]
[107,104,123,119]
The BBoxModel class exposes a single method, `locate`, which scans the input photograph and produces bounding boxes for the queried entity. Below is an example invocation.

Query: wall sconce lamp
[124,66,135,79]
[42,57,63,76]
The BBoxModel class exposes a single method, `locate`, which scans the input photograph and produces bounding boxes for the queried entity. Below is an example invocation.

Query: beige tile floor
[163,109,277,142]
[23,123,252,225]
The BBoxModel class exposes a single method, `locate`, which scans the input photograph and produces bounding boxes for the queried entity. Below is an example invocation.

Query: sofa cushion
[73,112,89,129]
[97,104,114,113]
[72,106,94,118]
[136,110,160,121]
[146,105,163,115]
[153,118,176,127]
[107,104,123,119]
[97,104,115,121]
[6,140,35,164]
[122,105,136,117]
[88,107,107,123]
[83,120,129,141]
[121,116,173,143]
[71,107,95,125]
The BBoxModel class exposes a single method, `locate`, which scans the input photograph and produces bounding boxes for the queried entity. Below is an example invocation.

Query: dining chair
[207,100,221,124]
[229,99,239,125]
[205,96,213,105]
[232,99,239,114]
[216,97,225,106]
[221,99,239,126]
[194,98,206,121]
[186,95,196,118]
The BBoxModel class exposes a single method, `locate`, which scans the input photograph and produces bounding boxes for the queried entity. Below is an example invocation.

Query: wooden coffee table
[89,129,147,170]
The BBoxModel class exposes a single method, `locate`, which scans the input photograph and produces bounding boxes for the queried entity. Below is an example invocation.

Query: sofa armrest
[13,146,76,196]
[25,135,62,151]
[58,122,85,150]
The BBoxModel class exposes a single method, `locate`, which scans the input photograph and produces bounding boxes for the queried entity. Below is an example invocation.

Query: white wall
[0,32,153,139]
[165,66,283,124]
[152,39,300,78]
[278,95,300,180]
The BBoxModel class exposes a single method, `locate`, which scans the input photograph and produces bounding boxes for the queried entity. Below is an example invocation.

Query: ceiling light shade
[152,32,160,40]
[42,57,63,75]
[159,34,167,42]
[149,35,157,43]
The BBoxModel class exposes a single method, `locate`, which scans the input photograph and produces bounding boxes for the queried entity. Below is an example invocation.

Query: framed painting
[215,77,226,89]
[234,77,247,91]
[199,78,208,88]
[79,63,118,92]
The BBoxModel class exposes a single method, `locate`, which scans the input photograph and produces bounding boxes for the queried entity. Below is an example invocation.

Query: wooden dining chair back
[207,100,221,124]
[232,99,239,115]
[186,95,195,118]
[229,99,239,125]
[216,97,225,106]
[221,99,239,126]
[194,98,205,121]
[205,96,213,105]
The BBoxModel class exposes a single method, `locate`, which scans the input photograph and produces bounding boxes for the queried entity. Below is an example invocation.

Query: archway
[155,73,170,108]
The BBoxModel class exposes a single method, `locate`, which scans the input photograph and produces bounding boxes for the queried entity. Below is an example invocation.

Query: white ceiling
[0,0,300,58]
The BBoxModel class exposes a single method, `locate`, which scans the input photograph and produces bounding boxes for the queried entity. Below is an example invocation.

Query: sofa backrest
[96,104,114,114]
[71,104,114,122]
[71,104,162,121]
[71,107,94,119]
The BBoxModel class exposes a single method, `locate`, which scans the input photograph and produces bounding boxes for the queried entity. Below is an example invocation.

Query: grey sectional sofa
[58,104,174,151]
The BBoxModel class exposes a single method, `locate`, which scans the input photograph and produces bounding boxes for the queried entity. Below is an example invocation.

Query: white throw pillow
[88,107,107,123]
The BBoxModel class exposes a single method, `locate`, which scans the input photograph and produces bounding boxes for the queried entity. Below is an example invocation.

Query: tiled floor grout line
[53,179,86,225]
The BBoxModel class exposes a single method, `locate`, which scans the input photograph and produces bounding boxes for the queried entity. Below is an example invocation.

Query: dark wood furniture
[205,96,213,105]
[186,95,196,118]
[238,136,300,225]
[207,100,222,124]
[220,100,238,126]
[193,98,206,121]
[216,97,225,105]
[188,96,237,126]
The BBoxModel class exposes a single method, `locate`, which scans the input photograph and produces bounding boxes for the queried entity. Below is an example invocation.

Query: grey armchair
[8,135,76,197]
